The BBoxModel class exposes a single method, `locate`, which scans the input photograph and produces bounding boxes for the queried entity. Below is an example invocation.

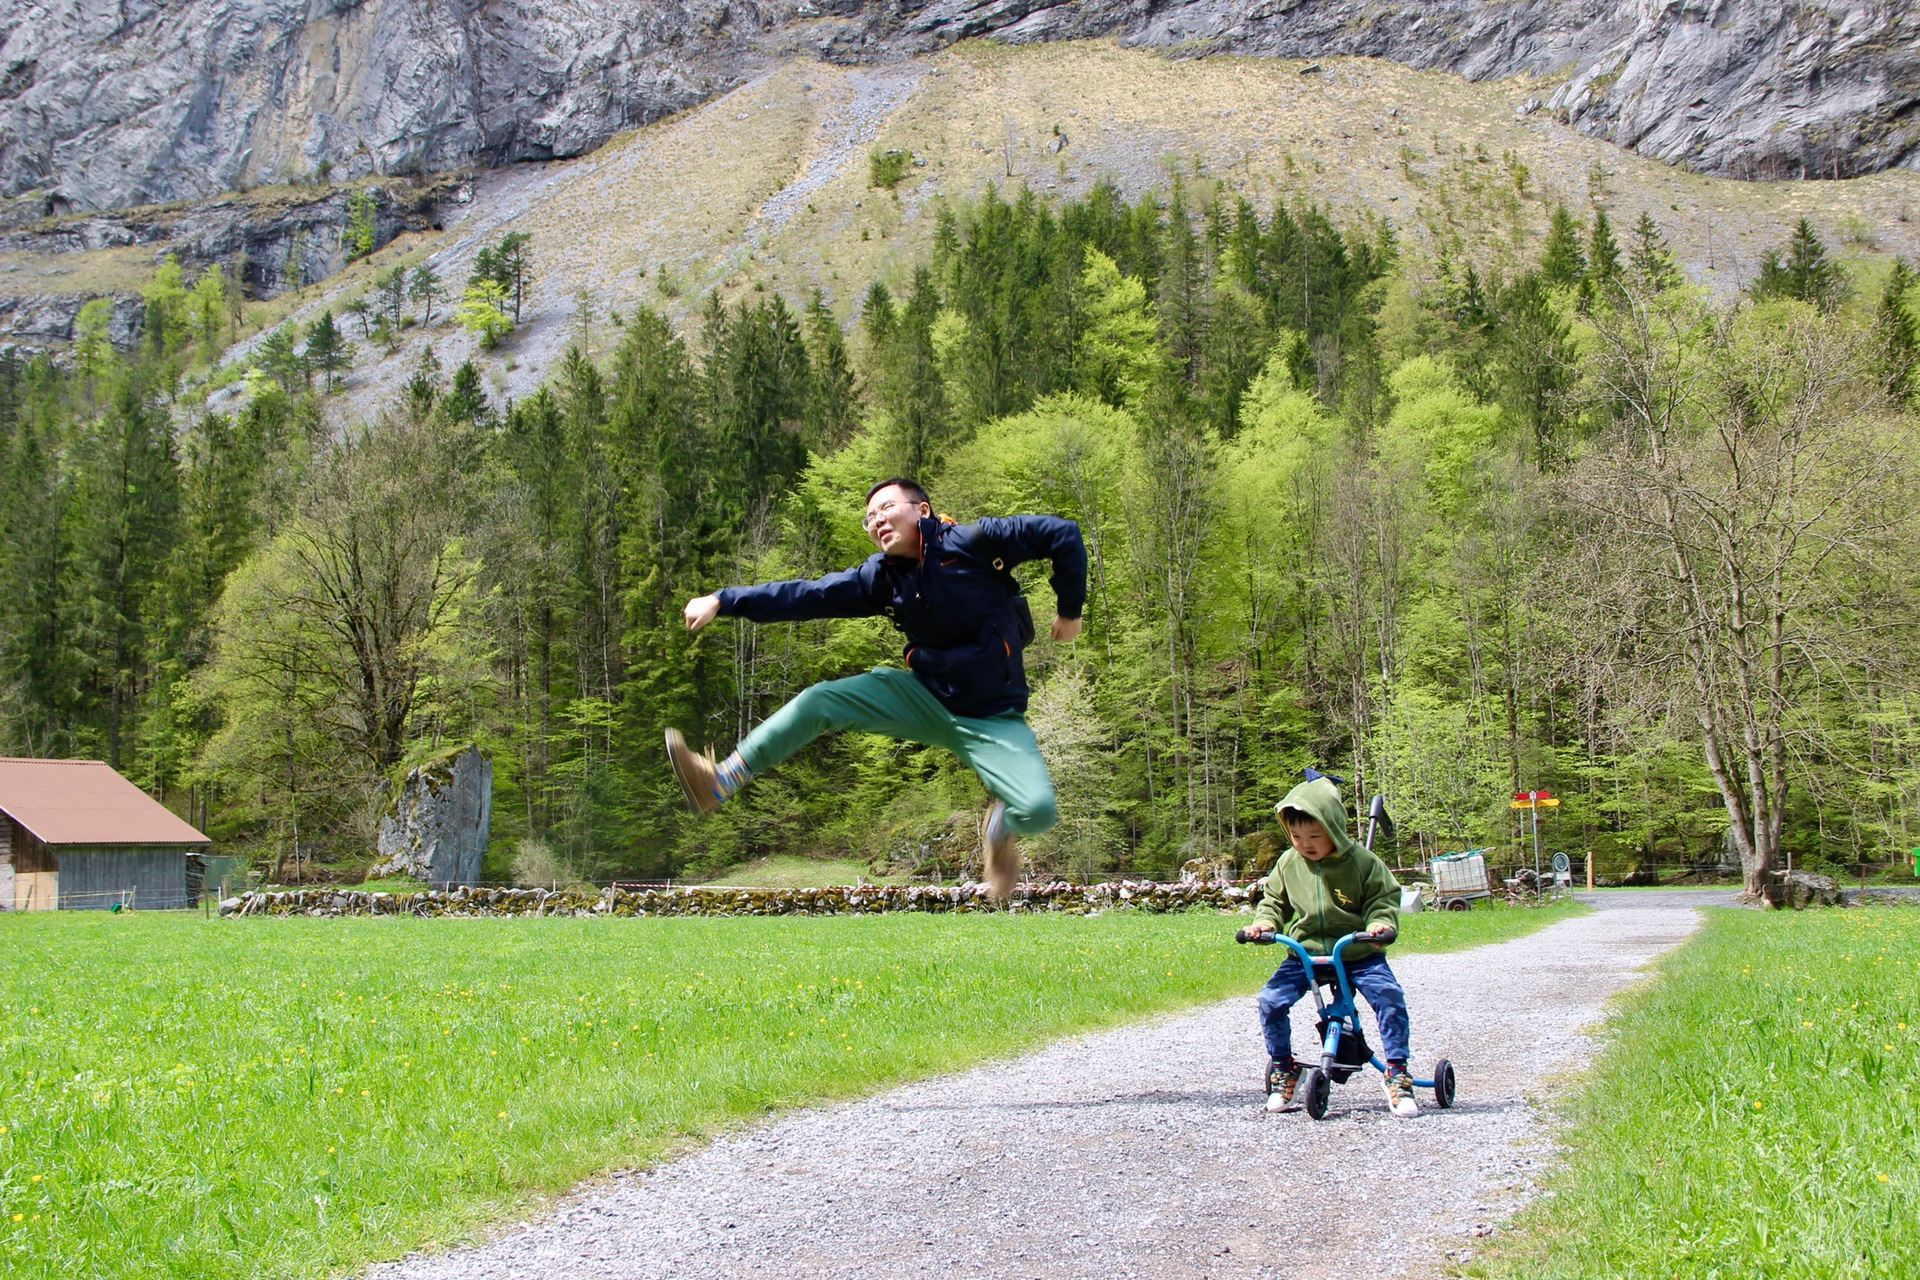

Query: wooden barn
[0,758,209,910]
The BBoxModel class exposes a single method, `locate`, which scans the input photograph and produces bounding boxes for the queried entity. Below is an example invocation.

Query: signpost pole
[1530,791,1542,883]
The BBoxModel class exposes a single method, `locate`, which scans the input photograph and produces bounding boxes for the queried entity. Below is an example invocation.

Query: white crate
[1432,851,1490,898]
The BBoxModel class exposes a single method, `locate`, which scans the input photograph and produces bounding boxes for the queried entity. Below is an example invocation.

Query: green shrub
[869,149,912,189]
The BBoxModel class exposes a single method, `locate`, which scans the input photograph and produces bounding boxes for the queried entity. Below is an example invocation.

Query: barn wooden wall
[55,847,191,909]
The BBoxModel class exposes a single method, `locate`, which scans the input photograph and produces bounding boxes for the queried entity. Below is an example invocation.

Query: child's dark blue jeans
[1256,952,1410,1064]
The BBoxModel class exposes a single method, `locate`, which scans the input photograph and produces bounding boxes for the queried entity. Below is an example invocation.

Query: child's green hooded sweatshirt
[1253,777,1400,961]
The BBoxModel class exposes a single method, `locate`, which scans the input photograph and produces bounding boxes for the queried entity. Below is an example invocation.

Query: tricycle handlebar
[1236,928,1397,957]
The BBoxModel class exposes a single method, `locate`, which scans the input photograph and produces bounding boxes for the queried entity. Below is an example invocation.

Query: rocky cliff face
[3,1,1915,212]
[0,177,450,349]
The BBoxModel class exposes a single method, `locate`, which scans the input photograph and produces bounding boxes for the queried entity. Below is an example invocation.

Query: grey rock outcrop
[2,1,1914,213]
[0,292,141,353]
[0,177,454,350]
[371,744,492,889]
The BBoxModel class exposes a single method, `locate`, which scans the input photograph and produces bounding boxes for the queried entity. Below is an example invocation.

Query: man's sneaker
[1383,1066,1419,1118]
[664,728,722,816]
[1265,1061,1302,1112]
[981,800,1018,899]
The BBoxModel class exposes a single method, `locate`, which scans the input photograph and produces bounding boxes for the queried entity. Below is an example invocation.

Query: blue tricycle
[1234,925,1458,1119]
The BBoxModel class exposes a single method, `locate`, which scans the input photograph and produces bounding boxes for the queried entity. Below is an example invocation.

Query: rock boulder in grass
[1740,868,1845,909]
[371,745,493,889]
[1777,869,1845,909]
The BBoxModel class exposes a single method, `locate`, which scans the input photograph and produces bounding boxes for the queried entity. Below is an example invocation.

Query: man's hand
[684,594,722,631]
[1051,615,1083,642]
[1243,921,1276,941]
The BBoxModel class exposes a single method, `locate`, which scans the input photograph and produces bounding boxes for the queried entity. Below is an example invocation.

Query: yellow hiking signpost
[1512,790,1558,882]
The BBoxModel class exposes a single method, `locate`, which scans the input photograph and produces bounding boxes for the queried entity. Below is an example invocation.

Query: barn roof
[0,758,208,847]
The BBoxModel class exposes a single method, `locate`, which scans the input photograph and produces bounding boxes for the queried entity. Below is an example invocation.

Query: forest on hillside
[2,178,1916,892]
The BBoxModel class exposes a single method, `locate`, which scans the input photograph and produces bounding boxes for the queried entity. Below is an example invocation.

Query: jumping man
[665,478,1087,897]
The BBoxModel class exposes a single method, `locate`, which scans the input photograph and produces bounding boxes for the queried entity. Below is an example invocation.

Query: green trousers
[736,667,1058,835]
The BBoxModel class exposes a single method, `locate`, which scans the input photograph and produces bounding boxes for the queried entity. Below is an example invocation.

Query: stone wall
[219,879,1257,918]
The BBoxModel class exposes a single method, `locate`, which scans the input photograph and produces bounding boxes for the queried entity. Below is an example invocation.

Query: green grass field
[1464,906,1920,1280]
[0,901,1578,1280]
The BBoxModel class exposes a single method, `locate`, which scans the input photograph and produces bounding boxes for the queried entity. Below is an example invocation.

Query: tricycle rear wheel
[1432,1058,1457,1109]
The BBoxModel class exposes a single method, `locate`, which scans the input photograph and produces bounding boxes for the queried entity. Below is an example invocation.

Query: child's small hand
[1243,922,1276,940]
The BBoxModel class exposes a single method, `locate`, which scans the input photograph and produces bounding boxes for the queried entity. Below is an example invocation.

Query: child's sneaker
[1265,1060,1302,1112]
[1383,1065,1419,1118]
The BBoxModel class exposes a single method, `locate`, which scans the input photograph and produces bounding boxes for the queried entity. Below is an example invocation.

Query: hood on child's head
[1274,776,1356,857]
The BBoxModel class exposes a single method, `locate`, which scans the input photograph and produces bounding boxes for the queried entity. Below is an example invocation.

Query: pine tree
[342,296,374,340]
[404,344,443,418]
[256,325,304,392]
[1587,209,1623,287]
[71,373,183,767]
[1541,205,1587,288]
[494,231,533,322]
[409,264,444,324]
[802,291,860,449]
[872,268,950,476]
[862,281,897,347]
[1629,212,1680,292]
[0,365,81,753]
[1874,260,1918,403]
[375,267,409,331]
[1157,183,1204,382]
[444,360,492,428]
[302,310,350,392]
[707,295,812,507]
[1753,218,1848,311]
[1198,282,1269,436]
[1495,271,1577,466]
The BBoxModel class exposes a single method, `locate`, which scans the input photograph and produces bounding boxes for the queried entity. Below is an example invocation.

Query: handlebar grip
[1369,929,1398,946]
[1234,927,1278,945]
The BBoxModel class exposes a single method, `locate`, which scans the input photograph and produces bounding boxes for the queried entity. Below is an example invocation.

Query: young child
[1241,775,1418,1117]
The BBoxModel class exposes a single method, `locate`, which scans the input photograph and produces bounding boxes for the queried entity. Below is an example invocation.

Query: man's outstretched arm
[970,515,1089,638]
[684,565,876,630]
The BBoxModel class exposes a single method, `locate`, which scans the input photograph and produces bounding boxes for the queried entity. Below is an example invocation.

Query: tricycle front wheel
[1432,1058,1457,1109]
[1301,1067,1331,1120]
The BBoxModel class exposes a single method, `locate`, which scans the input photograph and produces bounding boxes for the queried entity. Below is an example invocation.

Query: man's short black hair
[865,477,930,506]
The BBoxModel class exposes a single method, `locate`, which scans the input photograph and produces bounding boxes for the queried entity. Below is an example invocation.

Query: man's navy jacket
[715,514,1087,718]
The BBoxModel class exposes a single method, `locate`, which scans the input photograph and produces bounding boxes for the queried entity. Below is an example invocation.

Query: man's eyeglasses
[863,498,920,531]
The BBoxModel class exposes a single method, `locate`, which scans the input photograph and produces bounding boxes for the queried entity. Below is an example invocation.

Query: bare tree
[1127,407,1216,848]
[1566,291,1911,900]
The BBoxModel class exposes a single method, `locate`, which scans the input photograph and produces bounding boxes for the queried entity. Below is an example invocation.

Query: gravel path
[363,908,1698,1280]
